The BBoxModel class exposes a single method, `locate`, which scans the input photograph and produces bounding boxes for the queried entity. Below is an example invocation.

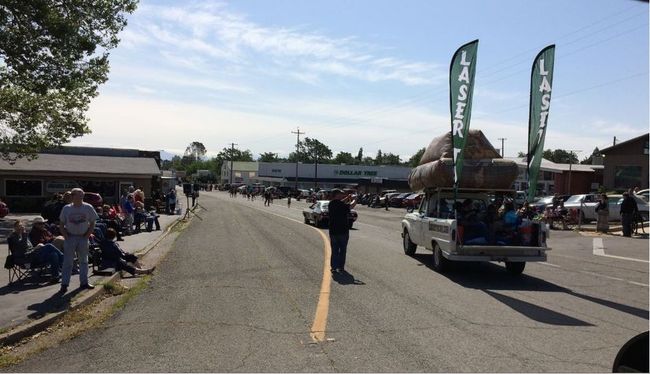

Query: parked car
[389,193,412,207]
[530,196,555,213]
[563,194,600,222]
[607,194,649,222]
[402,193,424,210]
[302,200,358,229]
[315,189,333,201]
[83,192,103,208]
[379,192,401,207]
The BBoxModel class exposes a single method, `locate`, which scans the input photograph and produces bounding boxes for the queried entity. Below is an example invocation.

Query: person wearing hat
[29,216,65,250]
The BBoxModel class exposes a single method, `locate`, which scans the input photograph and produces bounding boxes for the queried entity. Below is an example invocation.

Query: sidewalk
[0,210,182,335]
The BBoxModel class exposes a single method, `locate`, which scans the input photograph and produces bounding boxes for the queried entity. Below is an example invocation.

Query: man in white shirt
[59,188,99,293]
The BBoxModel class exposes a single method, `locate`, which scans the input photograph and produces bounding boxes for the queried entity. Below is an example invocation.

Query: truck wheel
[505,261,526,275]
[432,243,449,272]
[304,215,310,224]
[403,230,416,256]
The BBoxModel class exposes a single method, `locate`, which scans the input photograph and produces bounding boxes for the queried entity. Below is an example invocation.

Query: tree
[184,141,207,162]
[408,148,425,167]
[361,156,375,165]
[217,147,253,162]
[375,150,383,165]
[382,152,401,165]
[333,151,355,165]
[258,152,279,162]
[517,151,527,158]
[0,0,138,160]
[542,149,579,164]
[580,147,601,165]
[288,137,332,163]
[356,148,363,164]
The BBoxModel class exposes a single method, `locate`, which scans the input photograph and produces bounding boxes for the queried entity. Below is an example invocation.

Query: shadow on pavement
[27,288,83,319]
[333,270,365,285]
[411,253,649,322]
[0,278,52,296]
[483,290,594,326]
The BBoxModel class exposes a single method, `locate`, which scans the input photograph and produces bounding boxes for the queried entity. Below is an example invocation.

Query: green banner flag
[527,45,555,201]
[450,40,479,188]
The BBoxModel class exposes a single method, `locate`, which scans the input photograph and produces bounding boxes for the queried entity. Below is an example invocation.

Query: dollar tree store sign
[334,170,378,177]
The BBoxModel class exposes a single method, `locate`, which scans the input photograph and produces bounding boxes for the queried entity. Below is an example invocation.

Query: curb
[0,216,183,347]
[0,271,120,347]
[134,216,183,257]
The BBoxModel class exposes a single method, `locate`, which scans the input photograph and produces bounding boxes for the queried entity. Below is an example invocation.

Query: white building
[231,162,413,192]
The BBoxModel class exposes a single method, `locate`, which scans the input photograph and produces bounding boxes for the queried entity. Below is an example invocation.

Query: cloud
[121,2,443,86]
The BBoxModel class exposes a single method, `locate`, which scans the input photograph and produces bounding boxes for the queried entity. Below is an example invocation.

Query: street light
[567,150,582,194]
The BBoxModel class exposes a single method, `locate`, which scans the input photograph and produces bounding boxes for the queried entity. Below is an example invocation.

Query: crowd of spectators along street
[5,186,161,292]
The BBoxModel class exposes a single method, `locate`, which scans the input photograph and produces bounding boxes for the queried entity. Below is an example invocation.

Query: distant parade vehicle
[303,200,358,229]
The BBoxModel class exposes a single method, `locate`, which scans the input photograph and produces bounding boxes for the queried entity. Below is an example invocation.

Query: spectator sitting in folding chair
[29,216,65,251]
[99,229,154,276]
[8,220,64,283]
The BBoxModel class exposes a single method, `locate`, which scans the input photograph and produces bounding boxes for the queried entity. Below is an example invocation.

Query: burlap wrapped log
[409,158,519,191]
[419,130,501,165]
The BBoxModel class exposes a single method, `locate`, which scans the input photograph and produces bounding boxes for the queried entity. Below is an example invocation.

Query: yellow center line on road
[225,199,333,342]
[310,229,332,342]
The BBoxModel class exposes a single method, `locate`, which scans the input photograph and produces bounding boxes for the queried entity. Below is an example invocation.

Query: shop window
[614,166,642,189]
[6,180,42,196]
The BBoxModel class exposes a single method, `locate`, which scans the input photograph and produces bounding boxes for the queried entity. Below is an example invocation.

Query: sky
[71,0,650,161]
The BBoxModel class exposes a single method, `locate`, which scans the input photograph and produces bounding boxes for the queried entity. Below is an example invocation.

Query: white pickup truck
[401,188,550,275]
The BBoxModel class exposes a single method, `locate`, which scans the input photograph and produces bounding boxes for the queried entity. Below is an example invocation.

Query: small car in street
[303,200,358,229]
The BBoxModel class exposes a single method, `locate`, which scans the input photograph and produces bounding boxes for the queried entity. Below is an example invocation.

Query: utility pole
[497,138,507,157]
[314,150,318,190]
[613,136,617,146]
[291,127,305,191]
[229,142,237,185]
[567,150,582,195]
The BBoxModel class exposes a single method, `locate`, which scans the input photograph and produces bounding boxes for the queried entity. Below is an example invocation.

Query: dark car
[402,193,424,210]
[302,200,358,229]
[389,193,412,207]
[83,192,103,208]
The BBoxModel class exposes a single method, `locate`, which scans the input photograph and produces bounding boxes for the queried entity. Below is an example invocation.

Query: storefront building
[600,133,649,191]
[0,147,161,212]
[253,162,412,193]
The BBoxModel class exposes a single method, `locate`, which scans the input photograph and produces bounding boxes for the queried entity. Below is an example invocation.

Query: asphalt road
[8,191,649,372]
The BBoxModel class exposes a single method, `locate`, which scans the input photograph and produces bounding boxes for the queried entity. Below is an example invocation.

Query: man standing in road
[59,188,99,293]
[328,189,356,273]
[287,195,292,208]
[620,190,638,237]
